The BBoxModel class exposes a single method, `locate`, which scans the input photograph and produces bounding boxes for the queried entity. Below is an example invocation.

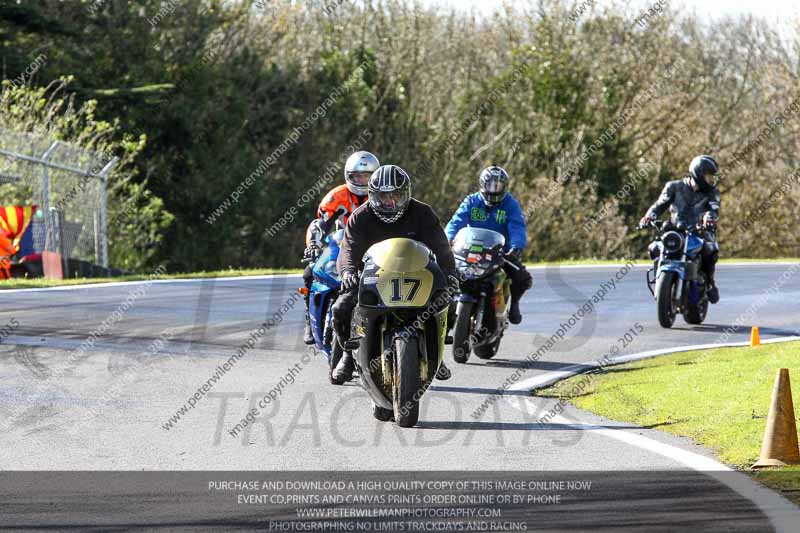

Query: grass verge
[538,341,800,504]
[0,268,303,289]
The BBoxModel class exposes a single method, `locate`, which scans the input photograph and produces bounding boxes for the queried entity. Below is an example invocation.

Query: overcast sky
[423,0,800,22]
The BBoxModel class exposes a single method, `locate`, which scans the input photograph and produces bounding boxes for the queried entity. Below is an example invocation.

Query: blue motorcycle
[303,228,352,384]
[642,220,710,328]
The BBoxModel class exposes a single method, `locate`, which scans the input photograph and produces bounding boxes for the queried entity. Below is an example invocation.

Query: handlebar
[637,219,714,234]
[637,220,656,231]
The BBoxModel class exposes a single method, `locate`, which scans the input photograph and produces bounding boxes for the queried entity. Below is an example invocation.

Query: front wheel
[452,302,474,364]
[656,271,678,328]
[393,336,421,428]
[474,338,500,359]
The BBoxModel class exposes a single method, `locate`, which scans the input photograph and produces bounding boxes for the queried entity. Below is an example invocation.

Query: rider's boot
[332,351,356,382]
[707,281,720,304]
[303,315,315,345]
[435,362,452,380]
[509,297,522,325]
[706,262,719,304]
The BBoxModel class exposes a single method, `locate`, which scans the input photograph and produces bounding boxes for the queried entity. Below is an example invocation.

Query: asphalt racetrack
[1,263,798,531]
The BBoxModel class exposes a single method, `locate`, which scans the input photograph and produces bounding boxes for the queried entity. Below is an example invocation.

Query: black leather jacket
[337,199,456,277]
[646,177,721,229]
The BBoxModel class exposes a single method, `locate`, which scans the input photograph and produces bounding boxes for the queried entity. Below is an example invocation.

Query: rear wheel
[683,283,708,325]
[393,336,421,428]
[656,271,678,328]
[452,302,474,364]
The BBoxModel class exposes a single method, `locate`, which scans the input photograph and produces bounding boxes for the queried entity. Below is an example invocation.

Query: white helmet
[344,151,380,196]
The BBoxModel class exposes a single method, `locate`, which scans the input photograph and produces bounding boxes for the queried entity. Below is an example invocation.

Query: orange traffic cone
[752,369,800,468]
[750,326,761,347]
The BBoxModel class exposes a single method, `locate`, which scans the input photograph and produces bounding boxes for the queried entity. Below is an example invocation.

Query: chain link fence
[0,128,117,275]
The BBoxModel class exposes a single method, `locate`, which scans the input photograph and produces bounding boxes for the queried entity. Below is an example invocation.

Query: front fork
[458,292,485,342]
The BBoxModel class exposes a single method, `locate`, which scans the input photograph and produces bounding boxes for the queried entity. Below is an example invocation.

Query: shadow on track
[671,324,800,337]
[472,359,593,372]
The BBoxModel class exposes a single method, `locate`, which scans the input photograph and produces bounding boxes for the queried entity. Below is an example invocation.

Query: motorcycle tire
[683,298,708,325]
[373,403,394,422]
[393,336,421,428]
[474,338,500,359]
[656,271,678,328]
[452,302,474,364]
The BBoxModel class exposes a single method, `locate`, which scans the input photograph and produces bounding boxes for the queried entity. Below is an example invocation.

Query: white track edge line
[0,274,302,293]
[503,336,800,531]
[513,335,800,391]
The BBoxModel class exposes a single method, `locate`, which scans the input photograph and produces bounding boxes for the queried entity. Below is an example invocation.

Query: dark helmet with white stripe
[479,166,510,207]
[368,165,411,223]
[689,155,719,193]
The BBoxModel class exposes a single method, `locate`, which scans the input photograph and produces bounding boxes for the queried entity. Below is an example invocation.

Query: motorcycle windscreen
[452,227,505,257]
[363,238,434,308]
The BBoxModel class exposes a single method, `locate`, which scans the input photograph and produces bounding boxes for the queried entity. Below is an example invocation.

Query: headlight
[662,231,683,253]
[472,264,489,277]
[458,263,488,279]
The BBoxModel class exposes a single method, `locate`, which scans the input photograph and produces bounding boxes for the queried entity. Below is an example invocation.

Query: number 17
[390,277,421,302]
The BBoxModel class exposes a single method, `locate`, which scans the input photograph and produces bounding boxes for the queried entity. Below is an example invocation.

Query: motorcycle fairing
[359,238,442,309]
[658,259,685,280]
[307,230,344,359]
[686,233,704,256]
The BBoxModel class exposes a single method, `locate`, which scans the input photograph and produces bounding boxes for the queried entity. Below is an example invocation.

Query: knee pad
[703,243,719,263]
[333,293,355,321]
[512,266,532,287]
[521,270,533,290]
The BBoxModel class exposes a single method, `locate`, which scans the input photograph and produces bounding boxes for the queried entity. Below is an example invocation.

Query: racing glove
[702,212,718,231]
[303,243,321,262]
[340,270,359,293]
[507,248,522,262]
[638,214,656,229]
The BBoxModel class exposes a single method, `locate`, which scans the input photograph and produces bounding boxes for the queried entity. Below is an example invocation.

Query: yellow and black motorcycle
[345,238,449,427]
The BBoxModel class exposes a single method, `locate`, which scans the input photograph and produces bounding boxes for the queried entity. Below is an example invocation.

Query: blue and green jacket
[444,192,527,251]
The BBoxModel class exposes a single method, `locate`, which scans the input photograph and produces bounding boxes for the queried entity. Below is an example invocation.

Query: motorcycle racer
[639,155,721,303]
[445,166,532,324]
[333,164,459,382]
[301,151,380,345]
